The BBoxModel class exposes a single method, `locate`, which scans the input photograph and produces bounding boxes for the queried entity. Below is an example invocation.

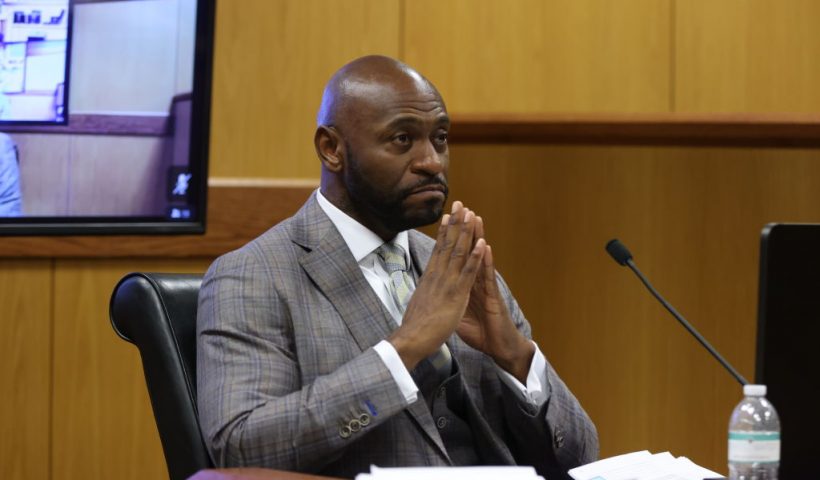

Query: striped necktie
[376,241,413,312]
[376,241,452,375]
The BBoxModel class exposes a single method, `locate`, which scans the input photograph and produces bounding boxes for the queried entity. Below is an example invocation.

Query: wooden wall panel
[404,0,672,114]
[0,261,52,480]
[209,0,400,179]
[51,259,213,480]
[443,144,820,472]
[676,0,820,112]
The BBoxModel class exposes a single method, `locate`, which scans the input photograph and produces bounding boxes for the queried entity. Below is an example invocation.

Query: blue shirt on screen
[0,132,22,217]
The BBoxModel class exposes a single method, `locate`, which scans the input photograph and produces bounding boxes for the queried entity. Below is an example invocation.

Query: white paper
[355,465,543,480]
[568,451,724,480]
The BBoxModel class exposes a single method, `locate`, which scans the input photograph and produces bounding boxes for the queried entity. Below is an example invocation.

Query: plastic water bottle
[728,384,780,480]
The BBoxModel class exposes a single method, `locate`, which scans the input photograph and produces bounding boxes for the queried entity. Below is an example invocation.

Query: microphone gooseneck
[606,238,748,386]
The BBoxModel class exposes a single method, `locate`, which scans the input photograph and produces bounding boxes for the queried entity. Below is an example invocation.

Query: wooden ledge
[449,112,820,147]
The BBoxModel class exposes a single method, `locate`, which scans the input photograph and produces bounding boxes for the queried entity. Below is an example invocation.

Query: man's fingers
[429,201,463,272]
[457,237,486,291]
[448,209,477,269]
[483,244,501,296]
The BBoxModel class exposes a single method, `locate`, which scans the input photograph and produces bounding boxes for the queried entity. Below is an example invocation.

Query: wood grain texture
[0,260,52,480]
[676,0,820,112]
[209,0,400,179]
[438,143,820,472]
[404,0,671,113]
[449,112,820,147]
[51,258,214,480]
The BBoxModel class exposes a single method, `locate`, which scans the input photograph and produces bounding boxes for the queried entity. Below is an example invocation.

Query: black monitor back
[756,223,820,479]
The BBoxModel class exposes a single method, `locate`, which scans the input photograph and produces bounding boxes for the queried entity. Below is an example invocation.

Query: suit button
[339,425,352,439]
[436,416,447,429]
[437,387,446,398]
[554,429,565,448]
[359,413,371,426]
[349,419,362,432]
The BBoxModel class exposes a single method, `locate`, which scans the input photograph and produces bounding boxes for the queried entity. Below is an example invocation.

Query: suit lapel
[294,199,451,463]
[296,198,394,353]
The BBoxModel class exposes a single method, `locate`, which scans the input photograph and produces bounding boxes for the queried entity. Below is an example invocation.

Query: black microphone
[605,239,748,386]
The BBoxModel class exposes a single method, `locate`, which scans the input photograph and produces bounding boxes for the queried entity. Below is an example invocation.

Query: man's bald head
[316,55,443,128]
[314,55,450,241]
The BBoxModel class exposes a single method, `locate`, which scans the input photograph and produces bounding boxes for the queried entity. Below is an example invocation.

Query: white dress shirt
[316,189,548,407]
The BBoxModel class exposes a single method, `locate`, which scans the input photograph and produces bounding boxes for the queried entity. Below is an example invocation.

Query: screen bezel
[0,0,214,236]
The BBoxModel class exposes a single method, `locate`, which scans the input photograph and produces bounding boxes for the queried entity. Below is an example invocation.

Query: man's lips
[410,184,447,195]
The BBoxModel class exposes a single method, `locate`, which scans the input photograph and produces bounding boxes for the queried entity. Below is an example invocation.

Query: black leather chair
[110,272,213,480]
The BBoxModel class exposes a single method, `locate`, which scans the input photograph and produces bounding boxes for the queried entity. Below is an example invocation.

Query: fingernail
[464,211,474,222]
[451,201,462,213]
[441,214,450,226]
[473,238,486,252]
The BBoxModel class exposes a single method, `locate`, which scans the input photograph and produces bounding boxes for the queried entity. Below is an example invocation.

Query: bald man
[197,56,598,479]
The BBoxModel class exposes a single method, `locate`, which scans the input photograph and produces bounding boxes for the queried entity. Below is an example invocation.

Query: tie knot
[376,242,407,274]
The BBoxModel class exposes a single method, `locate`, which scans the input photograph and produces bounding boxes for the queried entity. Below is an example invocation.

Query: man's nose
[412,140,445,175]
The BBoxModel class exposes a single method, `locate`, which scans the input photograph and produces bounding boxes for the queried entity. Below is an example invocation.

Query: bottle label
[728,431,781,463]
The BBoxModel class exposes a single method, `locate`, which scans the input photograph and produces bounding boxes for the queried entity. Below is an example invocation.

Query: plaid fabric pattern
[196,192,599,477]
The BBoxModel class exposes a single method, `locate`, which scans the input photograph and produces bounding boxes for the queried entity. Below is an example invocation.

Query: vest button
[339,425,352,439]
[436,416,447,429]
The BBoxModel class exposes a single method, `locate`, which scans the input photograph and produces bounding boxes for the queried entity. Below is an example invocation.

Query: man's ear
[314,126,344,173]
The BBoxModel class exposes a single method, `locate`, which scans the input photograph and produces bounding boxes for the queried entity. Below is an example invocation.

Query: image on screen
[0,0,212,234]
[0,0,70,125]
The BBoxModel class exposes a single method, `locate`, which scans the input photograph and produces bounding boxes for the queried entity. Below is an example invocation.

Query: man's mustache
[402,177,449,197]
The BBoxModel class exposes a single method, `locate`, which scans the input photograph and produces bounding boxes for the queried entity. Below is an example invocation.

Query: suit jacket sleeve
[495,272,599,478]
[196,246,409,472]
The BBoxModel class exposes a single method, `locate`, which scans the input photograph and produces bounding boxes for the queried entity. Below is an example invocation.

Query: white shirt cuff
[373,340,419,404]
[495,340,550,406]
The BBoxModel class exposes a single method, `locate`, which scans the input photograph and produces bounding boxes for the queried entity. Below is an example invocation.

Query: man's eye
[435,133,448,144]
[393,134,411,145]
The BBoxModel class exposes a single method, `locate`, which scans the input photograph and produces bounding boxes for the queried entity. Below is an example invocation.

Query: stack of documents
[568,451,724,480]
[355,465,545,480]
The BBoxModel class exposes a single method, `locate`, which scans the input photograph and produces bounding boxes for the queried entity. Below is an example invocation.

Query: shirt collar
[316,189,410,263]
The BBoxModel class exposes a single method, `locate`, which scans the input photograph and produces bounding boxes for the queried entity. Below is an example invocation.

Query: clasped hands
[388,201,535,383]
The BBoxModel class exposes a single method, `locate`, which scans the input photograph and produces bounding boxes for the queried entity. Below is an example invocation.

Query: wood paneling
[440,143,820,472]
[676,0,820,112]
[449,112,820,147]
[0,261,52,480]
[51,258,213,480]
[404,0,671,114]
[209,0,400,179]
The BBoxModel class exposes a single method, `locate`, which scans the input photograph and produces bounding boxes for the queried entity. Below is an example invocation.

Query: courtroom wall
[3,1,820,479]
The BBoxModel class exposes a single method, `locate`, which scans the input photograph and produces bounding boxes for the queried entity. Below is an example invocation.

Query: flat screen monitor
[755,223,820,479]
[0,0,214,234]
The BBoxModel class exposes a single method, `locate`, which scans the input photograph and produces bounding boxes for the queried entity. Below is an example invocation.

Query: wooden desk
[189,468,344,480]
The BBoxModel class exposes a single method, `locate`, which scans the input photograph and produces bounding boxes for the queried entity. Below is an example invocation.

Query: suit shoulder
[206,216,300,277]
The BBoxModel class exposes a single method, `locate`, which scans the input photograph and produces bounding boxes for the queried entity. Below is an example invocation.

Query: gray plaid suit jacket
[197,193,598,479]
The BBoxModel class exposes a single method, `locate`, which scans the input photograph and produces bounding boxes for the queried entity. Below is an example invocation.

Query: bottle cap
[743,384,767,396]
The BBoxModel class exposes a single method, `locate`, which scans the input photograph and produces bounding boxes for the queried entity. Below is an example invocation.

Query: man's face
[340,79,450,234]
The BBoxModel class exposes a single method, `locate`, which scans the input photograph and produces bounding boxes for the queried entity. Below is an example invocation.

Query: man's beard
[344,149,448,233]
